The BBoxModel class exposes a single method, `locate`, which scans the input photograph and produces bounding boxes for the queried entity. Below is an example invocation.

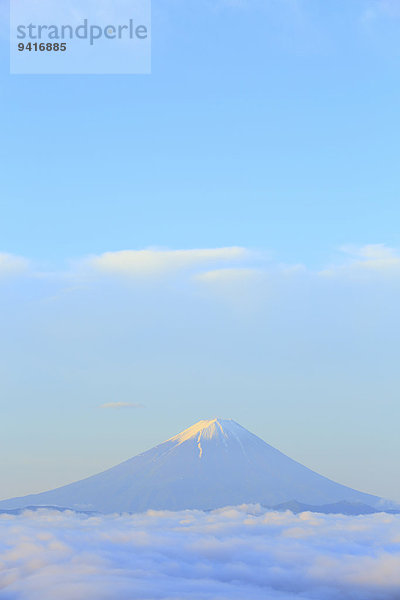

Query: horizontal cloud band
[1,244,400,282]
[0,506,400,600]
[84,247,251,276]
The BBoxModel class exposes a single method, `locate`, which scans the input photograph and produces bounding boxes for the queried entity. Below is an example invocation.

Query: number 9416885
[18,43,67,52]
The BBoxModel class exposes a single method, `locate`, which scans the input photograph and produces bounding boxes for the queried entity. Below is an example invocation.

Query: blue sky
[1,0,400,501]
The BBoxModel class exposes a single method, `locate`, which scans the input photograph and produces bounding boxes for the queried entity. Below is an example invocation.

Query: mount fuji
[0,418,390,513]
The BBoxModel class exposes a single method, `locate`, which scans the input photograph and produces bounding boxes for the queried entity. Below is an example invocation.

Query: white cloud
[193,268,269,310]
[319,244,400,278]
[1,244,399,287]
[0,253,29,277]
[83,247,251,278]
[195,267,263,284]
[194,264,308,308]
[100,402,143,409]
[1,506,400,599]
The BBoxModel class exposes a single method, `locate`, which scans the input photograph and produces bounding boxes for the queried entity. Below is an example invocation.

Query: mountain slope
[0,418,386,513]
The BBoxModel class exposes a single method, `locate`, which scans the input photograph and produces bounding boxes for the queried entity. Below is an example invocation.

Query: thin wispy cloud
[195,267,264,283]
[0,253,29,277]
[1,244,400,287]
[193,267,268,308]
[83,247,252,277]
[320,244,400,278]
[1,506,400,600]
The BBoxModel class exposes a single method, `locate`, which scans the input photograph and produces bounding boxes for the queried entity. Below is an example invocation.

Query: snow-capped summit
[166,418,249,453]
[0,418,386,513]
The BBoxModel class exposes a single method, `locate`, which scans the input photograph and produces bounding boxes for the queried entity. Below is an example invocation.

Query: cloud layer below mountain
[1,506,400,600]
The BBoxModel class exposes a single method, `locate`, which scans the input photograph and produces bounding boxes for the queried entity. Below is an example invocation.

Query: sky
[0,0,400,501]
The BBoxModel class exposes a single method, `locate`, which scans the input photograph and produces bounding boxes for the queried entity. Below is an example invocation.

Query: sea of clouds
[1,505,400,600]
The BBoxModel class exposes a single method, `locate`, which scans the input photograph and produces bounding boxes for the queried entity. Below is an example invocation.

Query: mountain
[0,418,390,513]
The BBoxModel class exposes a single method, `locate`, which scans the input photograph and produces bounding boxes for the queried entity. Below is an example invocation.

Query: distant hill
[271,500,400,515]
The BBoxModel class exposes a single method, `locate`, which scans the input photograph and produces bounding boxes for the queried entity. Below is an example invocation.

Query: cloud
[83,247,252,278]
[195,267,264,284]
[1,244,399,288]
[0,506,400,600]
[100,402,143,409]
[0,253,29,277]
[193,268,268,309]
[319,244,400,278]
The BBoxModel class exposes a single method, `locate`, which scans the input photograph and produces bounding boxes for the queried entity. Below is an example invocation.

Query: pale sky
[0,0,399,501]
